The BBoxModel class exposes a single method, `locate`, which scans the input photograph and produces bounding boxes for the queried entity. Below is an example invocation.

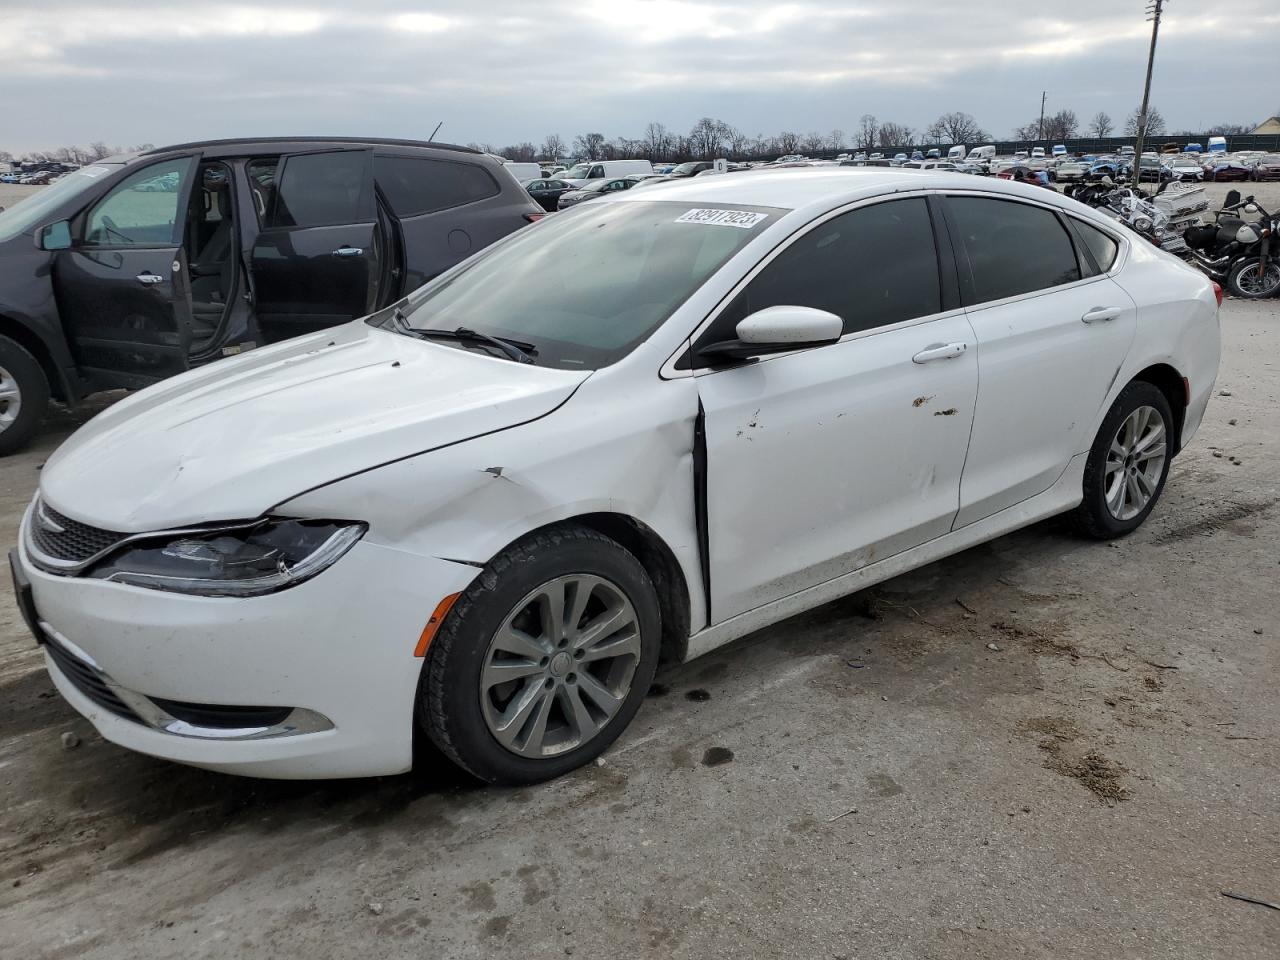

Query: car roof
[608,167,1099,219]
[140,136,481,160]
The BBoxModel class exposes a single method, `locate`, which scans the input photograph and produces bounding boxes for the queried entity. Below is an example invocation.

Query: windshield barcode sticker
[674,208,768,229]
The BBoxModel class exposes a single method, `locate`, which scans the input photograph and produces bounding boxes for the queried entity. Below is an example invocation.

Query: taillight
[524,212,546,223]
[1212,281,1223,307]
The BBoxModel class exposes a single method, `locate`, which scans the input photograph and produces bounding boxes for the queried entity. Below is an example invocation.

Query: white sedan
[13,170,1220,784]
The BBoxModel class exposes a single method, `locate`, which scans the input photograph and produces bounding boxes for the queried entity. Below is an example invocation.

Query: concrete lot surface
[0,191,1278,960]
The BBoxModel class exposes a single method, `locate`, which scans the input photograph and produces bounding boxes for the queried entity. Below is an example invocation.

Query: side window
[589,166,604,178]
[84,157,195,246]
[699,198,942,347]
[262,151,373,229]
[1069,218,1120,275]
[373,155,500,218]
[946,196,1081,304]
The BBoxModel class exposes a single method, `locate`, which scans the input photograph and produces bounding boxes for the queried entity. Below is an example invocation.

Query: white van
[559,159,655,186]
[947,145,966,160]
[967,145,996,163]
[502,162,544,182]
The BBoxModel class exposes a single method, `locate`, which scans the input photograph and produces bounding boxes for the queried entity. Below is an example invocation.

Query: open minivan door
[50,156,199,389]
[248,149,383,341]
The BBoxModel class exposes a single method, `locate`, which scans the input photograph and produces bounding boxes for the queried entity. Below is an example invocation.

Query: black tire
[419,524,661,785]
[0,335,50,456]
[1075,381,1174,540]
[1225,256,1280,300]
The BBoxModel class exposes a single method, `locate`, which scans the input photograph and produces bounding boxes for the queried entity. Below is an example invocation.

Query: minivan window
[0,164,120,243]
[947,196,1081,305]
[698,197,941,347]
[374,155,499,218]
[396,200,782,370]
[83,158,195,246]
[1070,218,1120,275]
[262,151,373,229]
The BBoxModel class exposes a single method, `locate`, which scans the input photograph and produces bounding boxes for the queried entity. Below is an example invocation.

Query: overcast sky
[3,0,1277,154]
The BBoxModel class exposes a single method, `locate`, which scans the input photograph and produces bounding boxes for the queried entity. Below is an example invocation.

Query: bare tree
[1205,122,1252,136]
[540,134,566,161]
[727,127,751,158]
[925,111,988,145]
[641,122,671,160]
[827,129,845,152]
[689,117,730,159]
[573,132,607,160]
[856,114,879,150]
[1042,109,1078,141]
[799,131,824,154]
[776,131,801,154]
[1089,111,1114,138]
[877,122,914,149]
[1125,105,1166,137]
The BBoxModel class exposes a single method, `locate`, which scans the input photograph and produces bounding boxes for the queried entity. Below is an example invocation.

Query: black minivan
[0,137,544,452]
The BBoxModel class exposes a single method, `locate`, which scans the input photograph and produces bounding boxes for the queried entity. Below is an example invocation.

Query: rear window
[1070,218,1120,275]
[375,156,500,218]
[947,196,1081,305]
[252,151,375,229]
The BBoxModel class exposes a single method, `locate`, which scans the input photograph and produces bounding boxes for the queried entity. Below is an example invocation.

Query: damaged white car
[12,170,1220,783]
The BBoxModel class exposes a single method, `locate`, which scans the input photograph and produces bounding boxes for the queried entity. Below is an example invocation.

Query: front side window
[395,200,782,370]
[374,155,499,218]
[946,196,1081,305]
[695,197,942,350]
[84,157,195,246]
[0,163,122,243]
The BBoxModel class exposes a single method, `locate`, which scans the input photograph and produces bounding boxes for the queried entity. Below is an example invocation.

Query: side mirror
[37,220,72,251]
[698,306,843,363]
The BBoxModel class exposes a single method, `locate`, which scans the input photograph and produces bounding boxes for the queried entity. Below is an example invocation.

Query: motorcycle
[1182,190,1280,298]
[1067,179,1188,254]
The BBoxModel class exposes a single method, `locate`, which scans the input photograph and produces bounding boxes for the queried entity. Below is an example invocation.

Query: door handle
[1081,306,1122,323]
[912,342,968,364]
[332,246,364,258]
[135,272,164,285]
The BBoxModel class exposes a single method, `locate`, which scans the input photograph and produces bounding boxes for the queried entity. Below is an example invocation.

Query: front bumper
[15,524,478,779]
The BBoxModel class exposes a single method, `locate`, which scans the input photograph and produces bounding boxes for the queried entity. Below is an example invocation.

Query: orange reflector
[1182,376,1191,405]
[414,592,461,657]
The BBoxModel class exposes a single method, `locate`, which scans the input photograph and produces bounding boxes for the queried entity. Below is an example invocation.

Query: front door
[693,197,979,623]
[52,156,198,387]
[940,194,1137,528]
[248,149,382,341]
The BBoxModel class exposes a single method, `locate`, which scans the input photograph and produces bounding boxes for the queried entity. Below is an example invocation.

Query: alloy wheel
[479,574,641,758]
[1104,405,1167,521]
[0,364,22,430]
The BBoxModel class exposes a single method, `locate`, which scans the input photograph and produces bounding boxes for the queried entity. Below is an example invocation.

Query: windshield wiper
[381,305,538,365]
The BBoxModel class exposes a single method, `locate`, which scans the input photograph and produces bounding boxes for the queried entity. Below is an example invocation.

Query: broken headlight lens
[88,520,365,597]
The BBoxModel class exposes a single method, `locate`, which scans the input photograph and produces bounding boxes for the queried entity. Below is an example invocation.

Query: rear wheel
[0,335,50,456]
[1075,382,1173,540]
[420,524,661,784]
[1226,257,1280,300]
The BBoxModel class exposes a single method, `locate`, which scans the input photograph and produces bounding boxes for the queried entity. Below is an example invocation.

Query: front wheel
[1226,257,1280,299]
[0,335,50,456]
[1075,382,1173,540]
[420,524,661,784]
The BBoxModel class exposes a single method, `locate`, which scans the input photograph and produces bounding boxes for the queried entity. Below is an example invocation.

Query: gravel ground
[0,184,1277,960]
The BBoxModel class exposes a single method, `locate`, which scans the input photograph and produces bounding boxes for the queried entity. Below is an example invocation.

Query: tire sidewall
[423,529,661,784]
[0,335,50,456]
[1081,382,1174,537]
[1226,257,1280,300]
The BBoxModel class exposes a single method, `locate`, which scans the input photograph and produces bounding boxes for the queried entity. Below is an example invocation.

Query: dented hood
[39,322,589,532]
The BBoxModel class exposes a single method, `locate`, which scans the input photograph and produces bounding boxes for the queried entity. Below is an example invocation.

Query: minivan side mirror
[697,305,843,363]
[37,220,72,251]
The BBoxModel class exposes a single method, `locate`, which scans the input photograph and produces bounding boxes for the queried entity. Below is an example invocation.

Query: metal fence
[984,134,1280,155]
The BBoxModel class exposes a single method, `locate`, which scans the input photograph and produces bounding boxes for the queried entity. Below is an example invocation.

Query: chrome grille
[28,500,126,567]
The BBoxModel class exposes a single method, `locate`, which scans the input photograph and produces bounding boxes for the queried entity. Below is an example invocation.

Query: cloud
[1,0,1275,153]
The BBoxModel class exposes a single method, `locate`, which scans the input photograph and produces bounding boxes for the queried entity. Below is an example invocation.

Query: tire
[0,335,50,456]
[1075,381,1174,540]
[420,524,661,785]
[1226,257,1280,300]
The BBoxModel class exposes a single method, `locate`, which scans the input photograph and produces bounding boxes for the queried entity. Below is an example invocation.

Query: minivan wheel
[1075,381,1173,540]
[0,335,50,456]
[1226,257,1280,300]
[420,524,661,785]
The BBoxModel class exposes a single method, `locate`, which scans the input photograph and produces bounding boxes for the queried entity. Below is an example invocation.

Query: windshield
[390,200,782,370]
[0,164,120,243]
[672,162,702,175]
[563,164,591,179]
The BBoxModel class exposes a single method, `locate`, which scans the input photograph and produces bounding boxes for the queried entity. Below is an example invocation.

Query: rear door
[249,149,381,339]
[52,155,198,386]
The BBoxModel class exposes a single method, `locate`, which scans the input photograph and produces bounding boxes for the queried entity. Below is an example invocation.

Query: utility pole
[428,121,443,142]
[1133,0,1166,189]
[1038,91,1047,143]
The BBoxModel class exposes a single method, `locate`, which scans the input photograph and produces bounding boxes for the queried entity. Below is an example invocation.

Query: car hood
[39,322,590,532]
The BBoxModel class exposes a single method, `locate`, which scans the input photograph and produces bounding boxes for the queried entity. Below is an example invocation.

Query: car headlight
[88,520,365,596]
[1132,216,1154,233]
